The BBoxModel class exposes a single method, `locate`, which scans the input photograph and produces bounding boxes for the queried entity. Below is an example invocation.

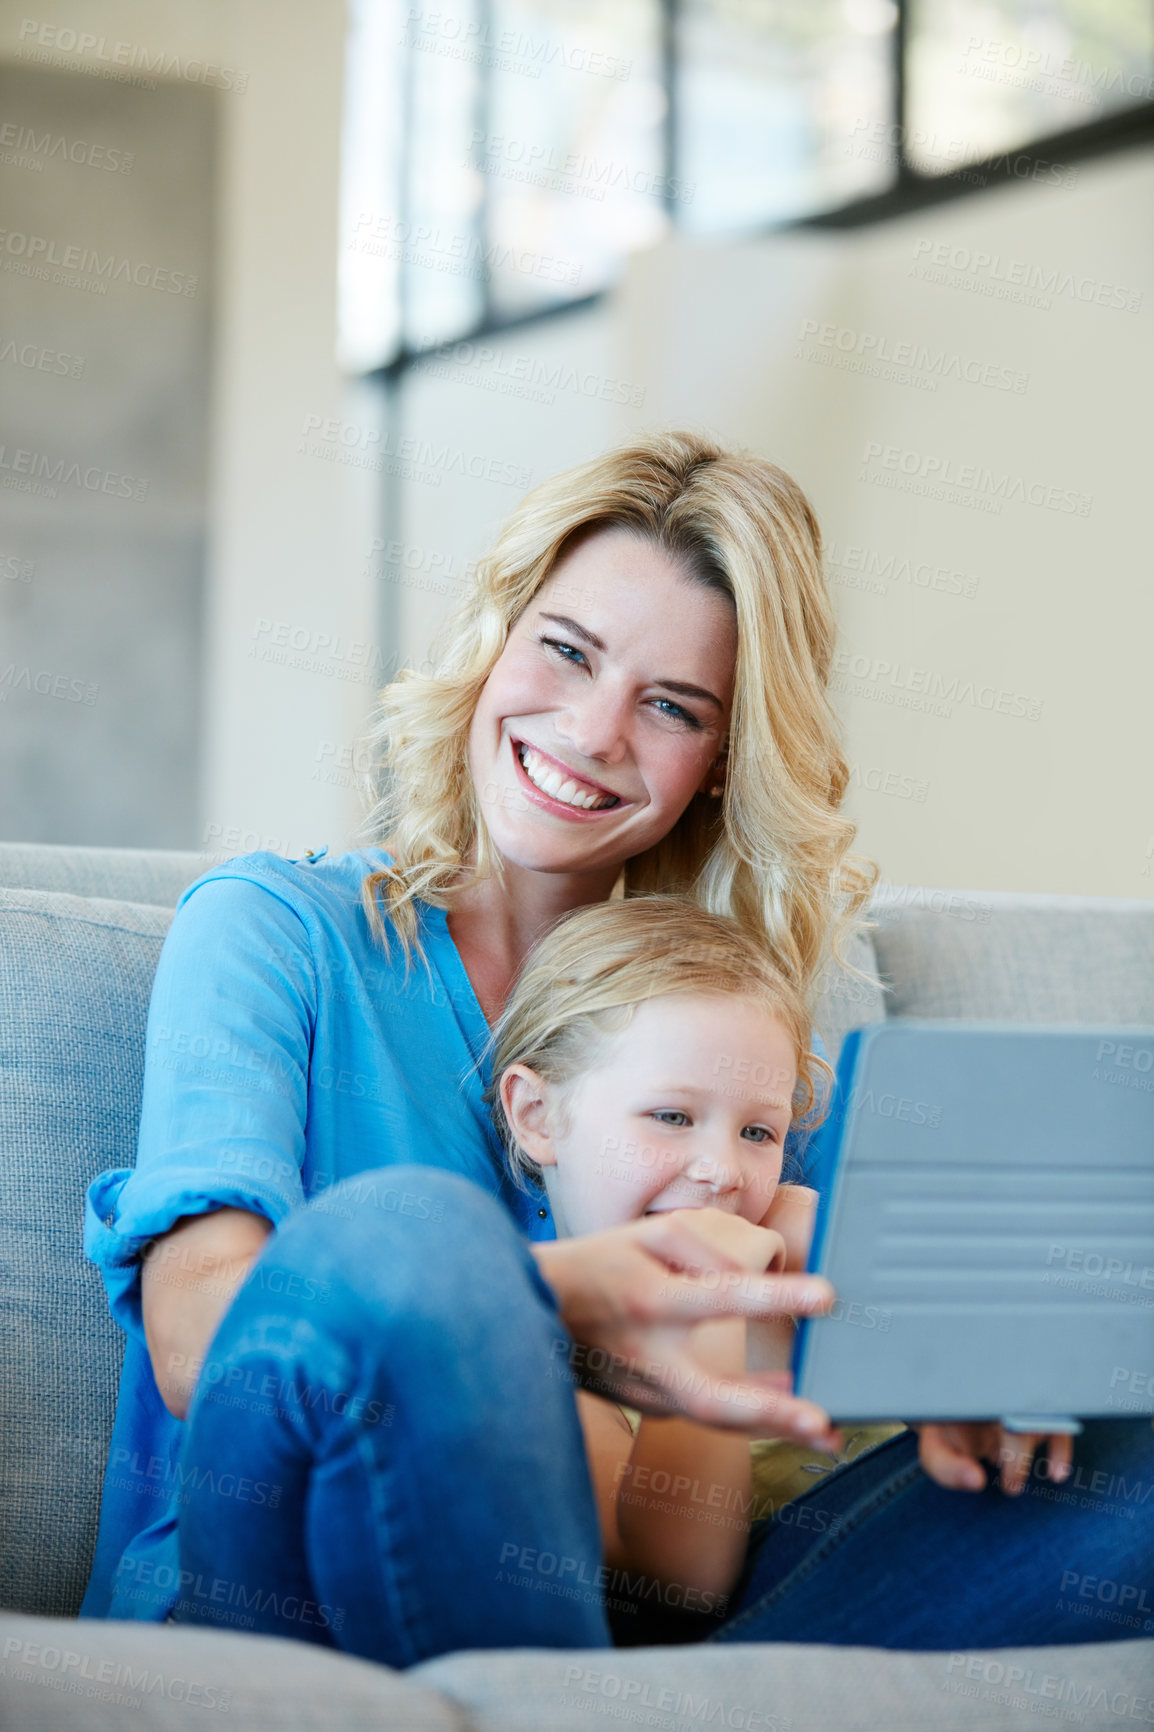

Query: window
[339,0,1154,371]
[674,0,897,234]
[906,0,1154,173]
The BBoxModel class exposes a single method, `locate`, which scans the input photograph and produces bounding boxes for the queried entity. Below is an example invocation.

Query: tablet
[792,1021,1154,1427]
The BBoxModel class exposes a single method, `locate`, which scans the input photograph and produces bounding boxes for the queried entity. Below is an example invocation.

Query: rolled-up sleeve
[84,872,318,1340]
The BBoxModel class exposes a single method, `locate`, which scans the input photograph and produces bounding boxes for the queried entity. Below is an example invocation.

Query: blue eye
[742,1126,775,1144]
[651,1110,690,1127]
[539,634,588,668]
[651,697,702,729]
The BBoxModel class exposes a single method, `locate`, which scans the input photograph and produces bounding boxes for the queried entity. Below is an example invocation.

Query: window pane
[402,0,488,347]
[338,0,405,371]
[481,0,668,319]
[676,0,897,236]
[907,0,1154,174]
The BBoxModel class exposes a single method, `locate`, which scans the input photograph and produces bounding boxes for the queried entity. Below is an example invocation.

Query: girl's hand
[758,1185,818,1273]
[654,1205,786,1275]
[917,1423,1074,1495]
[745,1186,819,1377]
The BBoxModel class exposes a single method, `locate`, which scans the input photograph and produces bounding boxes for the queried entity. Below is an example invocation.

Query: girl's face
[502,993,797,1237]
[468,528,738,881]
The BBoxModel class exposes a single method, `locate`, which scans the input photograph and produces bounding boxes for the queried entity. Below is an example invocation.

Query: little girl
[485,894,902,1626]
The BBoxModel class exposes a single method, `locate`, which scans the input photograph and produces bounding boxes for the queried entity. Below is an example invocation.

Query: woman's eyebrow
[537,612,724,711]
[538,612,607,651]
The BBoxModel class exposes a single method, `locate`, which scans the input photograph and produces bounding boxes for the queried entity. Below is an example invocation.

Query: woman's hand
[530,1210,839,1448]
[917,1423,1074,1495]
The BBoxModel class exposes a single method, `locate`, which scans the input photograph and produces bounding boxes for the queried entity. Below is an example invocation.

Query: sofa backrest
[0,886,173,1616]
[0,841,217,909]
[1,847,1152,1618]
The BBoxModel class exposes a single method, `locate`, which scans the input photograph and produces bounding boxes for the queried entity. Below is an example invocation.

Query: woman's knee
[230,1165,547,1347]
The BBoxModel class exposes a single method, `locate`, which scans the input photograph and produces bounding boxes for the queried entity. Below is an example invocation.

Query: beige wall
[198,0,378,861]
[0,0,377,857]
[0,54,213,845]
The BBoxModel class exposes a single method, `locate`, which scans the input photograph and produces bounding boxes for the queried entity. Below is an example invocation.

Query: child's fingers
[758,1186,818,1269]
[1044,1433,1074,1485]
[996,1431,1044,1497]
[997,1430,1073,1495]
[920,1427,1075,1497]
[917,1425,988,1491]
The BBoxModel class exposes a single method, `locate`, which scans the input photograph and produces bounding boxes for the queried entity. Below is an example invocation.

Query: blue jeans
[174,1168,1154,1666]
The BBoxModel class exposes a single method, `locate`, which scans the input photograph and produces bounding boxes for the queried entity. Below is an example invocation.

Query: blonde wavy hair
[360,429,874,1000]
[483,896,833,1189]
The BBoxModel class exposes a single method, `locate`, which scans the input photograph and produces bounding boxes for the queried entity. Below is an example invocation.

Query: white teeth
[518,744,615,811]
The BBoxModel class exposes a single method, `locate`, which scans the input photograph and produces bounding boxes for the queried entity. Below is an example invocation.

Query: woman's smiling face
[468,527,738,878]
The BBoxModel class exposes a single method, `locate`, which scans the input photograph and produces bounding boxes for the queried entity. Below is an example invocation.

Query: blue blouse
[80,845,823,1620]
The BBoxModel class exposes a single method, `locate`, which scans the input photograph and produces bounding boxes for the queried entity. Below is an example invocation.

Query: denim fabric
[168,1167,1154,1665]
[171,1167,610,1665]
[714,1422,1154,1649]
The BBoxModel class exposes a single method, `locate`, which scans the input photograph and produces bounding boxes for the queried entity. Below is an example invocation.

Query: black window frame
[369,0,1154,383]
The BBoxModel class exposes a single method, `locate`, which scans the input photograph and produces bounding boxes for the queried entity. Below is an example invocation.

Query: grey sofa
[0,839,1151,1730]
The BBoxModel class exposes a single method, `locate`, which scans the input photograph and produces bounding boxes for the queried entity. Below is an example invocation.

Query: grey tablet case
[792,1022,1154,1426]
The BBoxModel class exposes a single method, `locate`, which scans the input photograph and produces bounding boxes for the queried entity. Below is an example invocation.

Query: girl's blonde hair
[484,895,834,1189]
[360,429,874,999]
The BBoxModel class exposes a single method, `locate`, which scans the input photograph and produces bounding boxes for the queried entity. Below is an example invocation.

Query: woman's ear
[699,746,727,799]
[499,1064,558,1168]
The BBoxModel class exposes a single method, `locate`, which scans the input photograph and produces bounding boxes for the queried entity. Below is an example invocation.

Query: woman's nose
[556,686,630,765]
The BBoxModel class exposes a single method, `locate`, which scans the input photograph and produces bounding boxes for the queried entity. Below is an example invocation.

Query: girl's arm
[575,1333,753,1606]
[613,1317,755,1604]
[574,1213,797,1605]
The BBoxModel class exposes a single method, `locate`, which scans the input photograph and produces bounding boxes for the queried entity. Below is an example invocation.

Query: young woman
[81,431,1152,1662]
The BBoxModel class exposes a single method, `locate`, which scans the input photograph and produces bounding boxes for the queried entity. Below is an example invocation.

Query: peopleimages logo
[797,319,1028,394]
[16,19,248,90]
[0,442,148,500]
[832,650,1043,722]
[0,119,134,173]
[0,228,197,294]
[860,441,1092,518]
[909,237,1142,314]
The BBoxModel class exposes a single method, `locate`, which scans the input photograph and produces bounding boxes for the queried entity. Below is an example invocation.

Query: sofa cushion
[0,1614,463,1729]
[0,843,212,908]
[418,1637,1154,1731]
[0,888,172,1617]
[871,888,1154,1023]
[812,923,887,1063]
